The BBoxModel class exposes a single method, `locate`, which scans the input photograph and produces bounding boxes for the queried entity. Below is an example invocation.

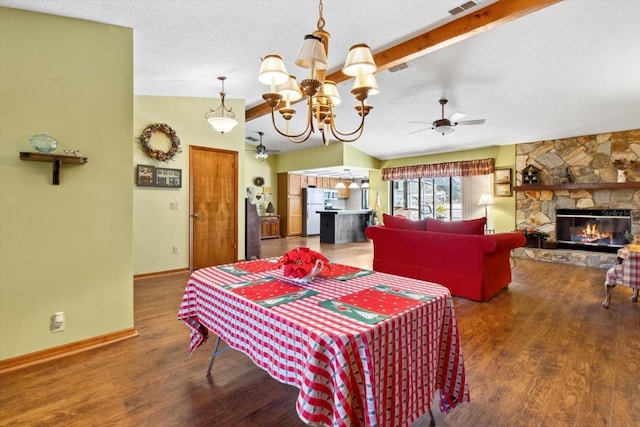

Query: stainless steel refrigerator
[302,187,325,236]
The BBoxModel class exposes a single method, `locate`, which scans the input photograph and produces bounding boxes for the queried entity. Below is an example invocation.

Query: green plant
[436,205,446,216]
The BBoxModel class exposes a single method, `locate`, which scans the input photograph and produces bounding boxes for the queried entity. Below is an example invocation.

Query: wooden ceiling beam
[246,0,561,122]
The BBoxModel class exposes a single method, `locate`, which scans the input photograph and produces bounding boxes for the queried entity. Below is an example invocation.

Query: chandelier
[258,0,378,145]
[205,76,238,134]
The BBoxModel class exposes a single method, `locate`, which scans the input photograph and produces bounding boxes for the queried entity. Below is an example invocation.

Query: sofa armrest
[489,232,527,250]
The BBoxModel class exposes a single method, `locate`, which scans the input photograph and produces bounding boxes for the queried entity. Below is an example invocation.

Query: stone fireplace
[512,129,640,268]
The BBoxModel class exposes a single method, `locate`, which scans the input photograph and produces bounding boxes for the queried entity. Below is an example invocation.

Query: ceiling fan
[247,131,279,160]
[410,98,486,136]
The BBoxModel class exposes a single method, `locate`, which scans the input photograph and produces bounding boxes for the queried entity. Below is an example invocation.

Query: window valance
[381,158,494,181]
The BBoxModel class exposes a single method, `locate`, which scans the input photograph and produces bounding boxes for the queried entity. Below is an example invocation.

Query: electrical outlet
[51,312,65,332]
[173,245,180,254]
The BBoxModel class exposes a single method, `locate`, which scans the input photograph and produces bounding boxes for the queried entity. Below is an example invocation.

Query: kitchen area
[276,171,372,243]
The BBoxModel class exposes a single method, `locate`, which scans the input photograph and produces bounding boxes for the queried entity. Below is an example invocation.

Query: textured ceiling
[2,0,639,163]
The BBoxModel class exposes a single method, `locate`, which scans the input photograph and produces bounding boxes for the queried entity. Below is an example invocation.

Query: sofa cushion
[426,217,486,235]
[383,213,427,231]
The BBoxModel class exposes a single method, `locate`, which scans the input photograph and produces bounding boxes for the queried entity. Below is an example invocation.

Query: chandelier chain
[317,0,325,30]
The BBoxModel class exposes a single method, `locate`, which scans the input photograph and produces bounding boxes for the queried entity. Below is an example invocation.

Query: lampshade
[342,44,376,77]
[361,180,370,188]
[295,34,328,71]
[478,194,495,206]
[322,81,341,105]
[335,181,346,189]
[259,54,289,87]
[277,75,303,103]
[351,73,379,96]
[348,181,359,189]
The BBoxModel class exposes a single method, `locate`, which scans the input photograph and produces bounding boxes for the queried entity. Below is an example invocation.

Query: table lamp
[478,193,495,232]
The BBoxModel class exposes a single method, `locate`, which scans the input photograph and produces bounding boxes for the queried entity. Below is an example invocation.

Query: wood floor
[1,237,639,426]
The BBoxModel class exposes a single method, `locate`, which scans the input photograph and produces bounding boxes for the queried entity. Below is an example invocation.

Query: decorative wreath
[139,123,182,162]
[253,176,265,186]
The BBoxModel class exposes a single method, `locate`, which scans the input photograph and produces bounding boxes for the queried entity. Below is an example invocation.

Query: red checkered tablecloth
[178,264,469,426]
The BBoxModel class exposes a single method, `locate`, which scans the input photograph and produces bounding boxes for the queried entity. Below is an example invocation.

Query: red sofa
[365,216,526,302]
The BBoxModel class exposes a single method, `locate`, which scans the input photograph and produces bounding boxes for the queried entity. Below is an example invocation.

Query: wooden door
[190,146,238,269]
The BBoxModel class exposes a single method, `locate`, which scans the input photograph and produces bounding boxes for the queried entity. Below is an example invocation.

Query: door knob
[191,213,199,218]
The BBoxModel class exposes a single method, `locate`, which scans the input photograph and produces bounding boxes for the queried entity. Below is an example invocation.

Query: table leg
[429,409,435,426]
[206,336,230,376]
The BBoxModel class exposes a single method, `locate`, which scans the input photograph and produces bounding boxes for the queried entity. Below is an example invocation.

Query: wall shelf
[513,182,640,192]
[20,152,88,185]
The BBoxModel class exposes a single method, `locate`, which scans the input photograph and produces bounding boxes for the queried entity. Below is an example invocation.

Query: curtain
[381,158,494,181]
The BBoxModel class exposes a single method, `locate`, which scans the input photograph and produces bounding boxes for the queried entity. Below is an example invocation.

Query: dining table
[178,257,469,426]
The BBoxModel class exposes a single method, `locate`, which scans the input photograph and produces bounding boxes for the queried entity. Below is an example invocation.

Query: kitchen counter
[316,209,372,215]
[317,210,372,243]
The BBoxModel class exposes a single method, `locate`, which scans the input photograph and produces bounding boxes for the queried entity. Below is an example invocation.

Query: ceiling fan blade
[266,149,280,154]
[410,127,432,135]
[456,119,486,125]
[449,112,466,122]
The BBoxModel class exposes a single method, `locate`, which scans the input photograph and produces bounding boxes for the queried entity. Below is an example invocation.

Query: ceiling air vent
[389,63,409,73]
[448,0,478,15]
[246,136,259,142]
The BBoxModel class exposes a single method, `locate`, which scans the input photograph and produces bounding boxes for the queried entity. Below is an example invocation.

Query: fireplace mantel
[513,182,640,191]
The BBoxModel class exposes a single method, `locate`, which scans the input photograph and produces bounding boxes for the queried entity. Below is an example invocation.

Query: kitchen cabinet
[288,173,302,195]
[260,215,280,239]
[307,176,317,187]
[277,173,303,237]
[337,187,351,198]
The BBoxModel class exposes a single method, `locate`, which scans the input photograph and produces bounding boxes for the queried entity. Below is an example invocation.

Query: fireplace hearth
[556,209,632,253]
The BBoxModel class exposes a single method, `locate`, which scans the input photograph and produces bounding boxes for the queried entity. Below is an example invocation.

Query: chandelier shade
[352,73,378,96]
[277,76,303,103]
[342,44,376,77]
[258,54,289,88]
[205,76,237,135]
[258,0,378,145]
[295,34,328,72]
[322,81,341,105]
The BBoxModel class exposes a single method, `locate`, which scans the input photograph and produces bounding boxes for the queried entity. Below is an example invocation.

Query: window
[392,177,462,221]
[361,188,370,209]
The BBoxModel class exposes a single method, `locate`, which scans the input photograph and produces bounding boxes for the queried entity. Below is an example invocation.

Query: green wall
[0,8,134,360]
[133,96,246,275]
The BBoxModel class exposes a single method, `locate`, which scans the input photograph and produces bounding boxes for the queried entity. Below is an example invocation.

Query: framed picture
[136,164,156,186]
[493,168,512,197]
[155,167,182,188]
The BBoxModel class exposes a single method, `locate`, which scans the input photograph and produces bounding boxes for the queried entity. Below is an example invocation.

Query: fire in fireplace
[556,209,632,252]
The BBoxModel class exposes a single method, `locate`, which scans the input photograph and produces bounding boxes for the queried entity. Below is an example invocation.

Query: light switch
[170,202,179,210]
